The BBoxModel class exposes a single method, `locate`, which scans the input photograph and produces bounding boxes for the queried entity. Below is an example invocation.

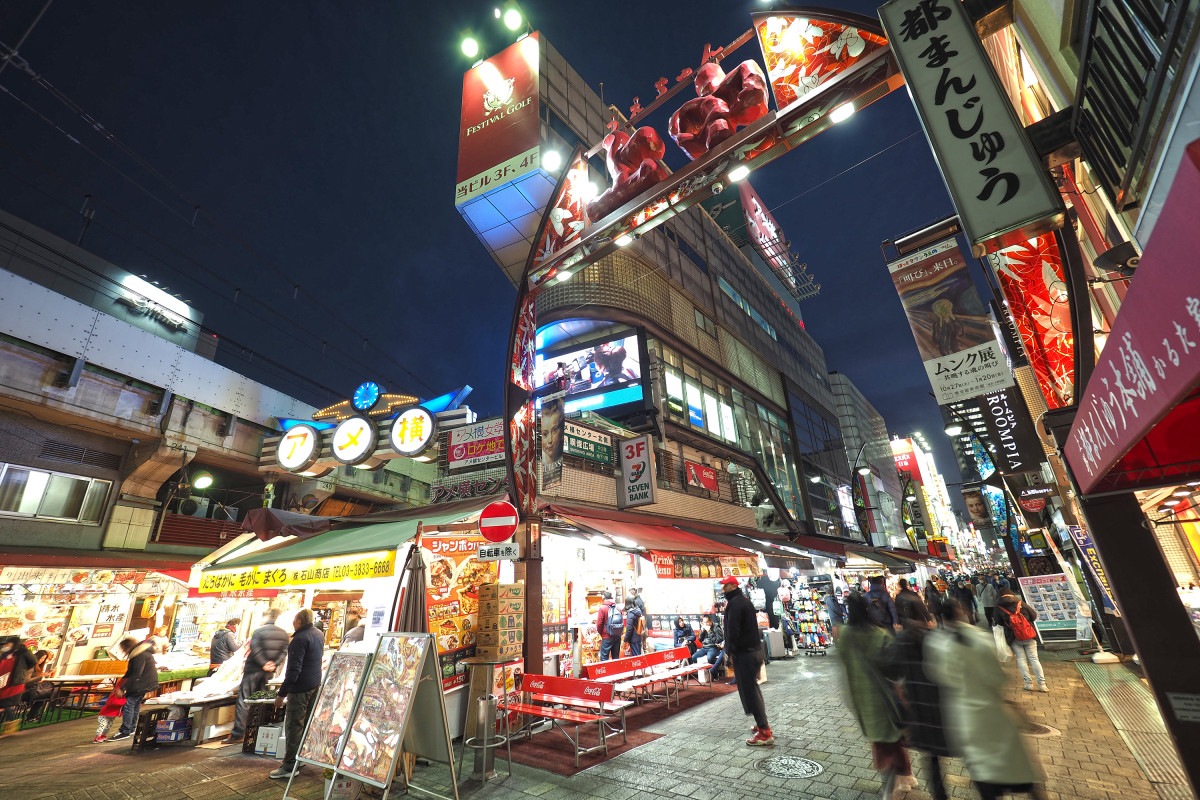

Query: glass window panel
[0,467,50,515]
[685,381,705,428]
[80,480,111,523]
[720,401,738,444]
[38,474,90,519]
[703,392,722,436]
[664,370,685,419]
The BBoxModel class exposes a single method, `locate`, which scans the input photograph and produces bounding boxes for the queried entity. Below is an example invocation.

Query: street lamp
[461,36,480,58]
[191,472,214,490]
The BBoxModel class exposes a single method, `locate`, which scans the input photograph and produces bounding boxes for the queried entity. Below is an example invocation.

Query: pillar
[516,519,543,676]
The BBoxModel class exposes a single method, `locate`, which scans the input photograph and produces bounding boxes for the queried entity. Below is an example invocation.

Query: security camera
[711,181,725,195]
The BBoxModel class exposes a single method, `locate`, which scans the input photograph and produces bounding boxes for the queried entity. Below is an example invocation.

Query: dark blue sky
[0,1,966,488]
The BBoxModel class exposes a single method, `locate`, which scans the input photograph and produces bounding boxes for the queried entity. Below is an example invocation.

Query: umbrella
[395,531,428,633]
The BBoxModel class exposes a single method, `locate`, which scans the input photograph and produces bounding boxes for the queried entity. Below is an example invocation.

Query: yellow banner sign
[198,550,396,594]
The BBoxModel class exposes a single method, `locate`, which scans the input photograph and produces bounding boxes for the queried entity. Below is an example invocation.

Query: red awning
[548,506,748,555]
[1065,139,1200,494]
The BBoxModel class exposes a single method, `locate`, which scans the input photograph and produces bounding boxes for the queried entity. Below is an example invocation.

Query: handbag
[993,624,1013,662]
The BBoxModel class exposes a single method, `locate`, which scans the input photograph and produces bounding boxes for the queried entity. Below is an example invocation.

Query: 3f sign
[625,441,646,459]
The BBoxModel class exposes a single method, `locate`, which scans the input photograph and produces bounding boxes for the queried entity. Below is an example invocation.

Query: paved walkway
[2,645,1174,800]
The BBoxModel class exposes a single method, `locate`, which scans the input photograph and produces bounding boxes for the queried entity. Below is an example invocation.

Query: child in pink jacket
[93,677,126,743]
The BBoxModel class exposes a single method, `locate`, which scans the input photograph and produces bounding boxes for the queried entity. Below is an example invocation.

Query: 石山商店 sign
[199,551,396,594]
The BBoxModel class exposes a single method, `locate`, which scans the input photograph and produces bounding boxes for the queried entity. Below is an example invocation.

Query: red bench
[583,645,713,707]
[501,673,630,767]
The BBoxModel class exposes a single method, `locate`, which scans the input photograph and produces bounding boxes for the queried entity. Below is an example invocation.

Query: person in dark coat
[895,578,933,627]
[672,617,697,656]
[226,607,290,744]
[271,608,324,780]
[865,575,899,629]
[721,577,773,746]
[109,636,159,740]
[0,637,37,723]
[209,618,241,673]
[623,598,645,656]
[341,614,365,645]
[924,580,945,627]
[692,613,726,675]
[887,615,951,800]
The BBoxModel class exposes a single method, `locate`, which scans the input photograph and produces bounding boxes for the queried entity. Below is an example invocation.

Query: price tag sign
[476,543,521,562]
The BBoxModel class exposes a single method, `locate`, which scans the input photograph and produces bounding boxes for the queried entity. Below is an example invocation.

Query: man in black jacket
[270,609,324,779]
[721,577,773,746]
[226,607,290,744]
[110,637,159,740]
[209,617,241,673]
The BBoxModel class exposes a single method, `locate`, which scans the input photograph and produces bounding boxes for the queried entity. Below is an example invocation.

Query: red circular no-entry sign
[479,500,519,542]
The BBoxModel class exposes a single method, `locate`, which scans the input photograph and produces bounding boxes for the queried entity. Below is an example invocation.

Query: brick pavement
[3,645,1166,800]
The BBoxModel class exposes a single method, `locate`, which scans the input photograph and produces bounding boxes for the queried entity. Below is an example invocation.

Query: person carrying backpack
[623,598,645,656]
[995,591,1047,692]
[596,592,623,660]
[865,576,899,631]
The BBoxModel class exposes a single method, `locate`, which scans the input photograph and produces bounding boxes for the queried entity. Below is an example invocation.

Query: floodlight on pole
[503,8,522,30]
[192,472,214,490]
[461,36,480,58]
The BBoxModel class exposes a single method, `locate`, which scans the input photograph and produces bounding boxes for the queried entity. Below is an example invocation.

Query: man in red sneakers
[720,577,773,746]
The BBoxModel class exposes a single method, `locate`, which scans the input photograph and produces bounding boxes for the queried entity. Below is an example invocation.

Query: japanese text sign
[448,418,506,470]
[887,238,1013,403]
[1065,525,1118,614]
[564,420,613,465]
[1065,140,1200,493]
[198,550,396,593]
[879,0,1064,256]
[476,543,520,562]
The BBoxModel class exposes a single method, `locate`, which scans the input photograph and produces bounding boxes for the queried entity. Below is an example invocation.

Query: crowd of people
[833,572,1048,800]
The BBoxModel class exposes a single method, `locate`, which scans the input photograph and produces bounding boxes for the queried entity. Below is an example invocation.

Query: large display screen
[535,329,645,415]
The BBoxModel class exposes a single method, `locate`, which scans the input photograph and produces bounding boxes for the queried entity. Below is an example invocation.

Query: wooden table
[38,674,123,722]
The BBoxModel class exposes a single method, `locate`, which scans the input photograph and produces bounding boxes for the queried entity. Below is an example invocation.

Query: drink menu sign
[648,552,761,579]
[422,534,499,690]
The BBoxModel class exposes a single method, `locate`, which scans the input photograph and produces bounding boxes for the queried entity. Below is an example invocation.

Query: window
[0,463,112,525]
[717,276,777,340]
[694,308,717,337]
[664,225,708,273]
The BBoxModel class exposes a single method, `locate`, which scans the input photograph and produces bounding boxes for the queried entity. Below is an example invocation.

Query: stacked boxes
[476,583,525,659]
[155,718,192,742]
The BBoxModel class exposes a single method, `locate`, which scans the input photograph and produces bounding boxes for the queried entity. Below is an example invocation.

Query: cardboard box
[255,725,286,758]
[477,628,523,647]
[213,705,236,725]
[476,613,523,631]
[478,583,524,600]
[156,718,191,731]
[156,727,192,742]
[476,643,522,660]
[480,598,524,616]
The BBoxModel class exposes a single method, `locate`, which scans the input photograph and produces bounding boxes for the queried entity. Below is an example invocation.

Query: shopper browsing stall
[721,577,773,746]
[596,592,623,661]
[226,607,289,744]
[109,636,158,741]
[270,609,324,780]
[623,598,645,656]
[209,618,241,673]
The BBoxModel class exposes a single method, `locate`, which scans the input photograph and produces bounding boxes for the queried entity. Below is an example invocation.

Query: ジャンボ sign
[878,0,1064,256]
[455,33,541,205]
[617,434,658,509]
[448,418,505,470]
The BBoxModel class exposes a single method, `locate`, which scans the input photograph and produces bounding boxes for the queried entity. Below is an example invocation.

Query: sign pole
[516,519,544,676]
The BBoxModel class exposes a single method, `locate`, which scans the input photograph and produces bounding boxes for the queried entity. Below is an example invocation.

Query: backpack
[866,594,891,627]
[604,606,624,637]
[634,614,645,637]
[1002,603,1037,641]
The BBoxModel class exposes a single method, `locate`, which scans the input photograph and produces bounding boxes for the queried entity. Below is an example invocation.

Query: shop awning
[1064,139,1200,494]
[549,506,749,555]
[677,528,815,570]
[845,547,917,573]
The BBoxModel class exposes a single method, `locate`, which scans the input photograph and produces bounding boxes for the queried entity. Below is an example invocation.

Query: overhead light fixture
[591,534,612,546]
[461,36,479,58]
[503,8,522,30]
[1157,504,1175,514]
[857,466,872,476]
[944,422,964,436]
[809,474,821,484]
[1163,498,1182,506]
[830,102,856,124]
[905,494,917,502]
[494,7,502,17]
[610,535,638,548]
[1172,487,1191,497]
[555,270,573,283]
[615,234,633,246]
[1189,481,1200,487]
[727,165,751,182]
[580,181,599,201]
[542,150,562,171]
[191,472,214,490]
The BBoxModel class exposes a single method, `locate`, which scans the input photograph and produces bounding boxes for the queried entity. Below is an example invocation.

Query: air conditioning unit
[177,496,210,517]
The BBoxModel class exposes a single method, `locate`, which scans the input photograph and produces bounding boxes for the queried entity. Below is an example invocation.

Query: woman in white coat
[926,598,1044,800]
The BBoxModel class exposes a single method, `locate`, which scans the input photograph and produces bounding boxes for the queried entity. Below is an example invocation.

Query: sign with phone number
[197,550,396,593]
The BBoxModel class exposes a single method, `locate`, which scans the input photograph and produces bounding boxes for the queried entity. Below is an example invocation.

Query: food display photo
[298,651,371,768]
[421,534,499,690]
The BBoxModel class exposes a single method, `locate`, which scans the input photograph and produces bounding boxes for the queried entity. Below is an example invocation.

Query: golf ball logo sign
[390,407,436,457]
[275,423,320,471]
[331,416,377,465]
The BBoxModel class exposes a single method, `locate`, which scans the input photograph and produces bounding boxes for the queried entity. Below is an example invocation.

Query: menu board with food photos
[422,534,500,691]
[333,634,449,789]
[297,651,371,769]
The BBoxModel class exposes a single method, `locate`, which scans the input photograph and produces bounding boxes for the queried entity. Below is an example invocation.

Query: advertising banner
[985,234,1075,409]
[892,438,926,484]
[564,420,613,464]
[617,434,657,509]
[448,418,505,470]
[888,238,1014,404]
[199,551,396,594]
[297,651,371,770]
[0,567,147,586]
[1066,525,1118,614]
[962,485,993,531]
[422,534,499,690]
[685,460,719,492]
[540,395,565,490]
[1017,574,1079,631]
[648,552,760,579]
[455,33,540,205]
[741,182,792,281]
[879,0,1064,255]
[979,386,1044,474]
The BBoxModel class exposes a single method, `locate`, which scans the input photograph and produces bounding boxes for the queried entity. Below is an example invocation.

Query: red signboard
[455,33,541,205]
[891,438,925,484]
[186,587,279,600]
[684,460,719,492]
[479,500,519,542]
[1066,139,1200,493]
[986,233,1075,409]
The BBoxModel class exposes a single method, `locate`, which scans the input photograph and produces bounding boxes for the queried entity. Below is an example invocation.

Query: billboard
[535,331,645,416]
[979,387,1045,474]
[455,33,541,205]
[448,418,505,470]
[617,434,657,509]
[887,238,1014,404]
[891,438,926,484]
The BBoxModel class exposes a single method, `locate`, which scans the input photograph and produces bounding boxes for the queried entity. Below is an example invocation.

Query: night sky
[0,1,972,492]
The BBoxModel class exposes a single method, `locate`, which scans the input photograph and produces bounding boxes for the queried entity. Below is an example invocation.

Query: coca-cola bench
[502,674,630,767]
[583,645,713,707]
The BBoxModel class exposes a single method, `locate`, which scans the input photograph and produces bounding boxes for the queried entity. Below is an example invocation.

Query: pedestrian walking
[824,587,846,640]
[108,636,158,741]
[92,677,126,743]
[924,580,945,627]
[0,636,36,724]
[270,608,325,780]
[837,593,916,798]
[979,580,999,627]
[995,591,1048,692]
[209,617,241,674]
[894,578,933,627]
[721,577,773,746]
[596,592,623,661]
[226,607,290,744]
[887,615,951,800]
[623,598,645,656]
[865,575,899,630]
[926,598,1043,799]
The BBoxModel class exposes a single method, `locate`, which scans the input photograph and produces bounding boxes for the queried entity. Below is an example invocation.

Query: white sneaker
[1039,684,1050,693]
[269,766,297,780]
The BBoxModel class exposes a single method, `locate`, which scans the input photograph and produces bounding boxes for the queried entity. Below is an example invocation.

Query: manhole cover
[1022,723,1061,737]
[756,755,825,778]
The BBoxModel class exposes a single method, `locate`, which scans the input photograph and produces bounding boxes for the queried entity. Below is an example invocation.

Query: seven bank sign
[618,434,658,509]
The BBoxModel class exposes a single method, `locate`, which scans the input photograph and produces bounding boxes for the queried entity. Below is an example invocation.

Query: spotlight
[830,102,856,123]
[461,37,479,58]
[503,8,522,30]
[944,422,964,436]
[191,472,214,490]
[727,165,750,182]
[542,150,562,171]
[615,234,633,246]
[857,466,872,476]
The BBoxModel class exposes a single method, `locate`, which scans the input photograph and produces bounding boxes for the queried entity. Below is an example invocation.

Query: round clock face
[352,381,382,411]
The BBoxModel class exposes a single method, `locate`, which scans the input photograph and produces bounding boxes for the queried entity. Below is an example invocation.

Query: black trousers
[730,650,768,729]
[281,687,319,771]
[231,668,268,737]
[924,753,949,800]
